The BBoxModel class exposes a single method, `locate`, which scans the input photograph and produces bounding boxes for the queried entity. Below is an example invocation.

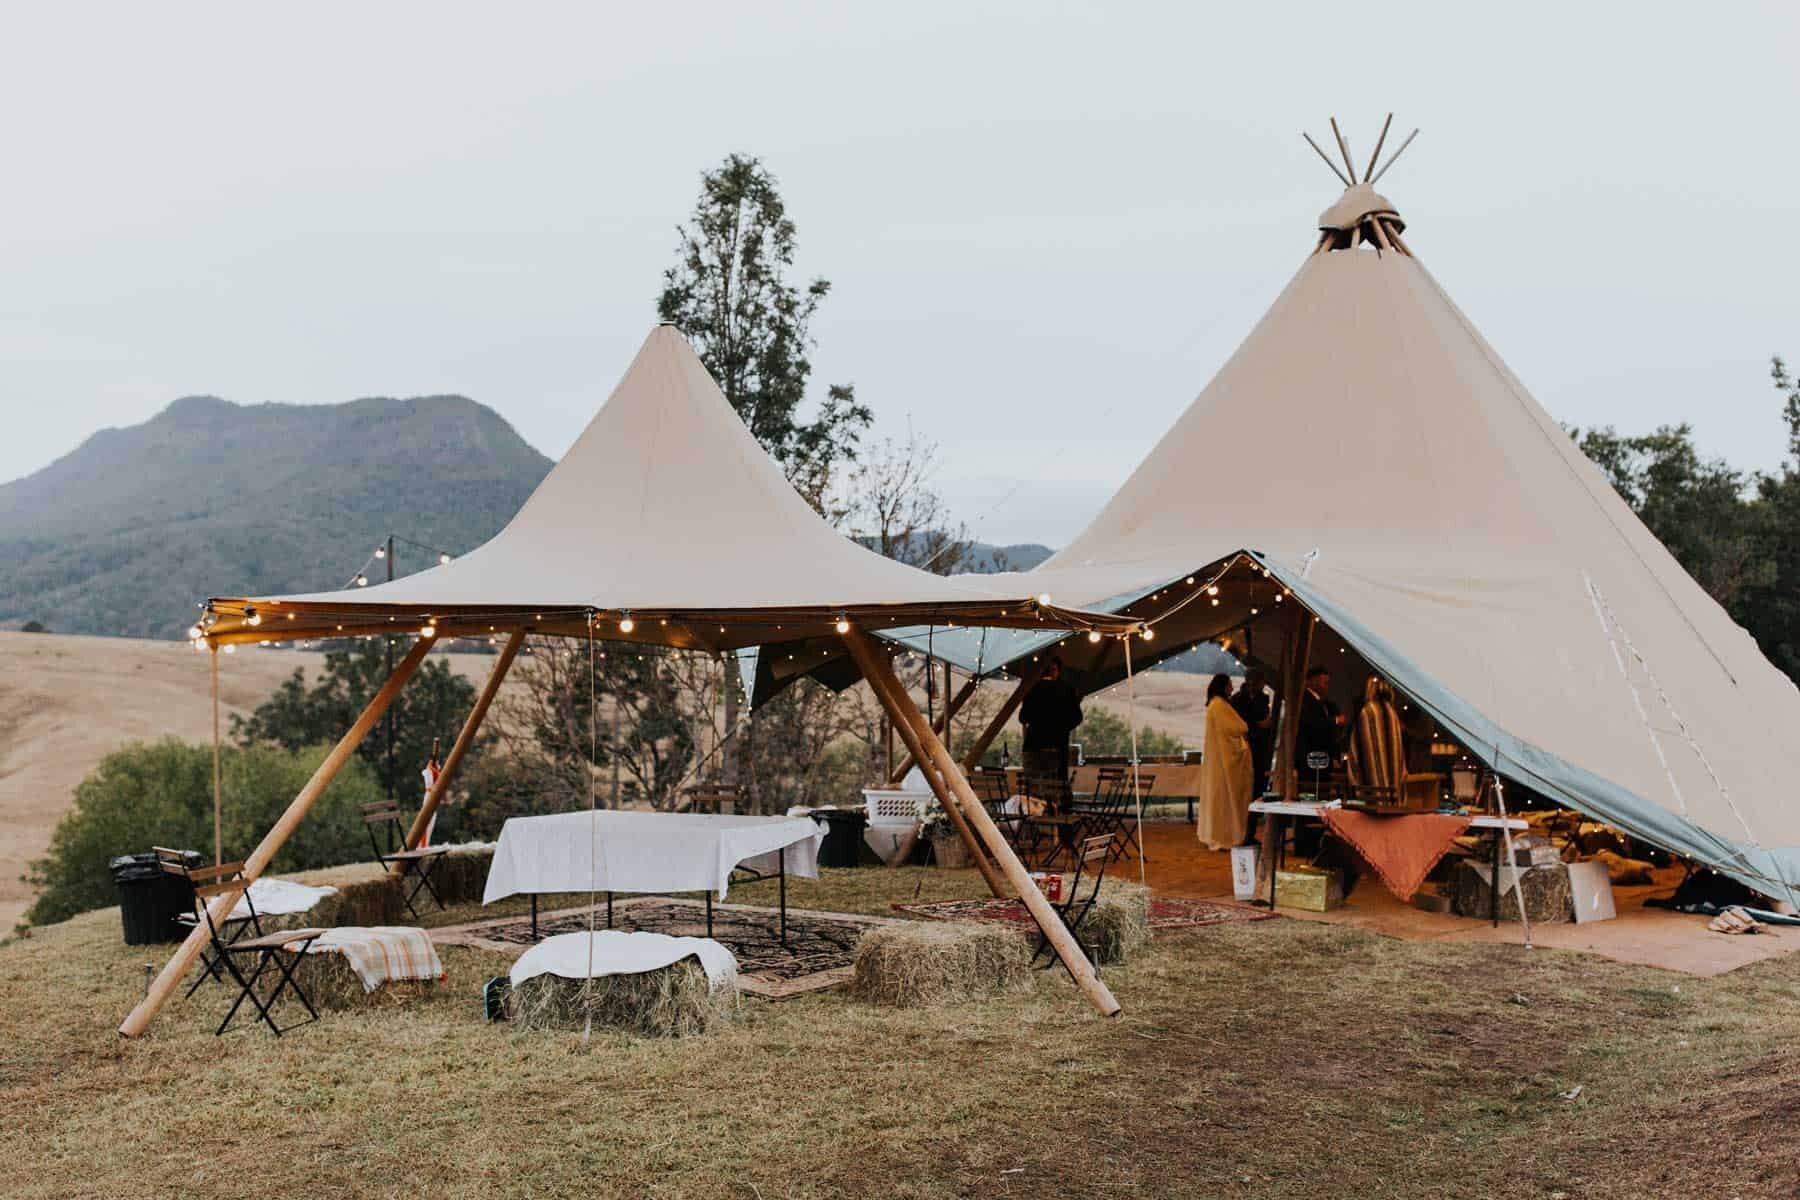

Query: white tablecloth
[509,930,738,990]
[482,811,826,904]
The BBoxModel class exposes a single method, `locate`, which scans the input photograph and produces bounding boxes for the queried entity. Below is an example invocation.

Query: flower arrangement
[915,795,952,839]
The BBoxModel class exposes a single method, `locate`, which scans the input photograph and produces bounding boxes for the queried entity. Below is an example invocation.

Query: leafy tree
[25,740,379,926]
[1571,423,1765,611]
[231,639,479,806]
[657,153,872,511]
[656,153,872,804]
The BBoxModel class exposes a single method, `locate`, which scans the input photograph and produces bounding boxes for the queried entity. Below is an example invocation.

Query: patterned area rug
[432,897,896,998]
[890,895,1274,931]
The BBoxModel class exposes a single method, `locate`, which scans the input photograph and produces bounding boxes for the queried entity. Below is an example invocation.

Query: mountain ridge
[0,395,555,638]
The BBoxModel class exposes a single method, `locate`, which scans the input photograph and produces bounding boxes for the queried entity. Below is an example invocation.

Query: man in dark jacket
[1295,665,1345,778]
[1020,655,1083,783]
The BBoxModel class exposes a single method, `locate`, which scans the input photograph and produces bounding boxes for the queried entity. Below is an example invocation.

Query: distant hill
[0,395,553,638]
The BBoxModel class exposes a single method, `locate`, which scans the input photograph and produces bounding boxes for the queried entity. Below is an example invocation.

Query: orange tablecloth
[1320,809,1473,901]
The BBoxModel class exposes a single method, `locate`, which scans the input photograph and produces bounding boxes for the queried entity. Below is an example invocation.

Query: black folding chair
[972,770,1021,850]
[186,875,325,1036]
[1030,834,1117,973]
[361,801,448,918]
[157,849,263,999]
[1016,770,1086,870]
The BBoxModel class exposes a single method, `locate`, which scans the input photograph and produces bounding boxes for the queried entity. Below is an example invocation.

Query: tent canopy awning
[196,326,1135,651]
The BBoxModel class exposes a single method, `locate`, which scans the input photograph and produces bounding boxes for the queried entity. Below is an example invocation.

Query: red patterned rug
[891,895,1273,931]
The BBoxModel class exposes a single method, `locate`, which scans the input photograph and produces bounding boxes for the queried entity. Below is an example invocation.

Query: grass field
[4,866,1796,1198]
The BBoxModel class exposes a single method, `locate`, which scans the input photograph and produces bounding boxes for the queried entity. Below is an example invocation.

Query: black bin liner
[809,809,870,869]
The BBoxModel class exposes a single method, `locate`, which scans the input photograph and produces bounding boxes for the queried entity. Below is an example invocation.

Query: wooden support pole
[210,644,222,867]
[959,657,1048,771]
[855,642,1007,899]
[1279,608,1318,802]
[397,629,523,859]
[845,628,1121,1019]
[120,636,435,1038]
[888,672,979,784]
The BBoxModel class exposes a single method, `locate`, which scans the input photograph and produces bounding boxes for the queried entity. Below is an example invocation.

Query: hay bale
[1085,881,1152,965]
[504,961,735,1037]
[851,922,1031,1007]
[267,949,437,1011]
[430,845,495,908]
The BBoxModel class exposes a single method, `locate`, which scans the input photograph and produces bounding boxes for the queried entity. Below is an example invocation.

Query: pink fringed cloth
[1320,809,1472,901]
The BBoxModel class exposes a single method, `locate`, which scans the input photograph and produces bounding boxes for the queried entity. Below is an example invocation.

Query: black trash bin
[810,809,870,869]
[109,850,201,945]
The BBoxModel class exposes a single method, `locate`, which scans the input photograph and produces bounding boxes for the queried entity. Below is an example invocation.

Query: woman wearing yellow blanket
[1197,673,1253,850]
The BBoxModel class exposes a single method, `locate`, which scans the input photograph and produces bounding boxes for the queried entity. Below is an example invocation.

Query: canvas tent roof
[882,171,1800,903]
[200,325,1131,651]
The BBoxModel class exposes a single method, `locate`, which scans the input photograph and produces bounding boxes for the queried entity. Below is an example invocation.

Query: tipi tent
[198,325,1122,649]
[883,126,1800,905]
[123,325,1133,1037]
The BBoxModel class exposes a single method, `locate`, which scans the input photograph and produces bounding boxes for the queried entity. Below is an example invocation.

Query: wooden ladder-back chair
[361,800,449,918]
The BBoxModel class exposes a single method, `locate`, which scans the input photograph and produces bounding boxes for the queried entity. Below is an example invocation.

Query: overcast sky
[3,2,1796,546]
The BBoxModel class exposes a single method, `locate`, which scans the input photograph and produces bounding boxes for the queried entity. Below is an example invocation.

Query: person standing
[1295,665,1345,780]
[1197,674,1253,850]
[1230,667,1278,800]
[1019,655,1083,784]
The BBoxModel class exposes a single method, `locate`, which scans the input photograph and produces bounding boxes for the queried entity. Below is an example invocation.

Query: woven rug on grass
[433,897,895,999]
[891,895,1273,931]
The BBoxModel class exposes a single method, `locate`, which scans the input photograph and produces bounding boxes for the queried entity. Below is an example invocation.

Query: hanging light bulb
[438,552,452,565]
[420,623,437,638]
[1211,598,1220,607]
[186,624,202,640]
[374,546,386,559]
[1036,592,1052,605]
[191,639,206,653]
[223,644,236,654]
[835,616,851,634]
[618,614,635,633]
[1186,577,1196,585]
[1087,630,1102,644]
[1141,628,1155,641]
[355,574,369,587]
[1206,585,1219,596]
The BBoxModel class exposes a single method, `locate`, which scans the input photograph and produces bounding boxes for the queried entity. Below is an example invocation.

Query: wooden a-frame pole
[844,628,1121,1017]
[887,672,979,785]
[397,629,523,859]
[957,656,1047,771]
[853,639,1007,899]
[210,644,222,866]
[120,636,435,1038]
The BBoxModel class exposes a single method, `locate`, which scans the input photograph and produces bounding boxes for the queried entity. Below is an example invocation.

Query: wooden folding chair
[361,801,449,918]
[1030,834,1117,973]
[156,848,263,999]
[185,874,325,1036]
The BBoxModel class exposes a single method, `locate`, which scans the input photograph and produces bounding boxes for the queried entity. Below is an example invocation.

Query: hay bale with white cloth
[504,930,738,1037]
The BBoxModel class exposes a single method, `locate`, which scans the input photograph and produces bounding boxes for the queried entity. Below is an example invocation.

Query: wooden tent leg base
[843,629,1121,1018]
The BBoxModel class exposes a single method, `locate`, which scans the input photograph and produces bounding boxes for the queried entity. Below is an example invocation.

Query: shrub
[24,739,382,927]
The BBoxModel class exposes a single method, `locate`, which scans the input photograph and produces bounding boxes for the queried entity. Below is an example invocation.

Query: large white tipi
[888,120,1800,902]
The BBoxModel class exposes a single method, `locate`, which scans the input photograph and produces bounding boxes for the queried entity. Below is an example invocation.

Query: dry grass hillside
[0,631,1209,930]
[0,633,490,929]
